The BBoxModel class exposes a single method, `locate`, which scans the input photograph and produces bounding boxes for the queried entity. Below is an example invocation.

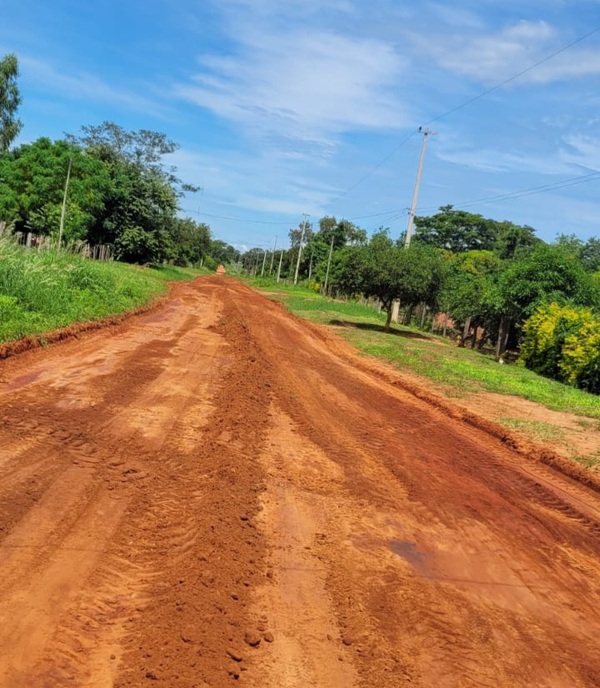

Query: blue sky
[2,0,600,250]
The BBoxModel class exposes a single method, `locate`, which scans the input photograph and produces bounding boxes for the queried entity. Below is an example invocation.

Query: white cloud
[560,133,600,170]
[410,20,556,83]
[20,55,168,118]
[436,145,573,175]
[174,11,411,152]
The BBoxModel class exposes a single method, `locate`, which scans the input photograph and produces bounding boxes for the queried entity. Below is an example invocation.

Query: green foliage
[336,230,445,330]
[0,137,109,240]
[414,205,538,257]
[0,53,22,153]
[0,234,196,343]
[442,250,501,325]
[257,281,600,418]
[169,217,210,266]
[520,302,600,393]
[500,244,600,322]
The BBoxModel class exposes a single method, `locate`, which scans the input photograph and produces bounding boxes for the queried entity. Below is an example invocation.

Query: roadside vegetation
[248,279,600,469]
[0,234,204,343]
[0,52,242,345]
[242,208,600,397]
[255,280,600,418]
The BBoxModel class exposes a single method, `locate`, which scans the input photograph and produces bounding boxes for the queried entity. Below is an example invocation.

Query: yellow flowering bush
[521,303,600,393]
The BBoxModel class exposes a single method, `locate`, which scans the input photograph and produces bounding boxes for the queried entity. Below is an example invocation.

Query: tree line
[242,207,600,393]
[0,54,238,269]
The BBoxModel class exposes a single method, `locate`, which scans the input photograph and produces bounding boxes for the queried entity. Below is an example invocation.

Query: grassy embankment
[250,277,600,469]
[0,236,204,344]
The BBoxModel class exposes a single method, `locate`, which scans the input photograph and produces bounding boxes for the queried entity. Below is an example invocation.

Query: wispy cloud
[19,55,169,118]
[174,4,411,153]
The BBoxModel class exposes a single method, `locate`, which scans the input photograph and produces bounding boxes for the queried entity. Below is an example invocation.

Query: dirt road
[1,277,599,688]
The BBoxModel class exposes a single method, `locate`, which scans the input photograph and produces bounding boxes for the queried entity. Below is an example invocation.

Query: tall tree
[0,138,110,240]
[0,53,22,153]
[415,205,538,257]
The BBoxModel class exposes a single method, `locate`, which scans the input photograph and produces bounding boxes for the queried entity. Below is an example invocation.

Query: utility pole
[276,249,284,283]
[269,236,277,274]
[260,249,268,277]
[404,127,436,248]
[58,157,72,250]
[293,213,309,285]
[323,234,335,296]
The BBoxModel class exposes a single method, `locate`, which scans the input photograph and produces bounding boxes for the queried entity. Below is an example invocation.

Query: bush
[520,302,600,393]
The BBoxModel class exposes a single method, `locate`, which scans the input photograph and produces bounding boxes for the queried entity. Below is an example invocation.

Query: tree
[289,219,313,249]
[0,54,22,153]
[414,205,539,257]
[500,243,600,324]
[556,233,600,273]
[0,138,110,241]
[66,122,199,261]
[337,230,445,332]
[441,250,502,347]
[208,239,240,265]
[169,217,211,266]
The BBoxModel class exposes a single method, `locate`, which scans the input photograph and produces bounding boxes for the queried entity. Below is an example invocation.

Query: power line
[419,170,600,213]
[425,26,600,127]
[329,24,600,205]
[182,208,294,226]
[327,129,420,205]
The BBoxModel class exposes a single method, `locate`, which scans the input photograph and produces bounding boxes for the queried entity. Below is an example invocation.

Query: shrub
[521,302,600,393]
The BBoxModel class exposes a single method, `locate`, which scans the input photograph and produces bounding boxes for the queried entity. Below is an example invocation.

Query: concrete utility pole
[58,157,72,250]
[293,213,309,285]
[276,249,284,283]
[260,250,268,277]
[404,127,436,248]
[323,234,335,296]
[269,236,277,274]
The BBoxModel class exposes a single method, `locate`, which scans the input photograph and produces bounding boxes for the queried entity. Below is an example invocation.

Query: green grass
[0,236,201,343]
[500,418,566,442]
[249,277,600,420]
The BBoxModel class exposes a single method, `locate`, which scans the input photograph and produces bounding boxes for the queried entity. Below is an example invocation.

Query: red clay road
[0,276,600,687]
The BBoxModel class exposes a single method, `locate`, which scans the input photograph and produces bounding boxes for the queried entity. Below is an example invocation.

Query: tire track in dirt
[221,278,600,688]
[1,276,600,687]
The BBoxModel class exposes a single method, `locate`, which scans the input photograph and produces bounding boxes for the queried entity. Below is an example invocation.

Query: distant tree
[556,233,600,273]
[415,205,539,257]
[169,217,211,266]
[209,239,240,265]
[0,53,22,153]
[288,220,314,249]
[337,230,445,332]
[582,237,600,273]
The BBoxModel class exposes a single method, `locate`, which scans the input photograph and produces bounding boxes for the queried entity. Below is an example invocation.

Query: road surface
[0,277,599,687]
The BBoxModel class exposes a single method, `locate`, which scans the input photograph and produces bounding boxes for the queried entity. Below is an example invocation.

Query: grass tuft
[0,235,201,343]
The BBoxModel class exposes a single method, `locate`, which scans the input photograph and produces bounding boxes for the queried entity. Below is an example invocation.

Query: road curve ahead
[0,276,599,688]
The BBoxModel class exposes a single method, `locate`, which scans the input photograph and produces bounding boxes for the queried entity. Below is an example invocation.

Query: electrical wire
[418,170,600,213]
[182,208,294,226]
[424,26,600,127]
[329,24,600,206]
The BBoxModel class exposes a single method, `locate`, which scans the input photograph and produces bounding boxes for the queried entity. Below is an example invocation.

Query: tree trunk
[403,304,414,326]
[496,315,511,359]
[384,306,393,333]
[470,324,477,349]
[460,316,471,347]
[477,328,487,350]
